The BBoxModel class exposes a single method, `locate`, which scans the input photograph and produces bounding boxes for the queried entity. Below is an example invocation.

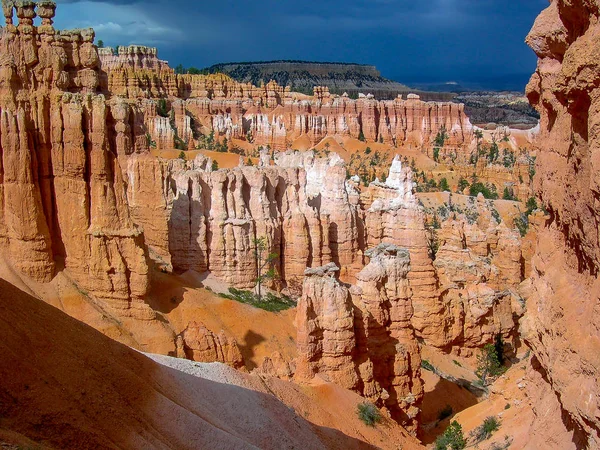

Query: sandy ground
[147,270,298,369]
[0,277,421,449]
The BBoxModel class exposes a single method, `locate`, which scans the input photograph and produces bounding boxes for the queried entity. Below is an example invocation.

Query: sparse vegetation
[457,177,469,193]
[157,98,169,118]
[358,130,366,142]
[178,151,186,161]
[253,236,278,300]
[357,402,382,427]
[469,182,498,200]
[476,343,505,384]
[421,359,435,372]
[439,178,450,192]
[502,187,517,201]
[219,288,295,312]
[470,416,501,443]
[435,421,466,450]
[211,160,219,171]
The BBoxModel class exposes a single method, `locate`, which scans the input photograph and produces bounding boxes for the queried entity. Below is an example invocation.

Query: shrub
[178,151,186,161]
[358,130,366,142]
[457,177,469,192]
[438,405,453,421]
[469,182,498,199]
[211,160,219,171]
[219,288,295,312]
[439,178,450,192]
[433,147,440,162]
[357,402,381,427]
[157,98,169,118]
[471,416,500,443]
[435,421,466,450]
[476,343,505,384]
[421,359,435,372]
[365,147,372,154]
[502,187,517,201]
[514,213,529,237]
[526,197,538,215]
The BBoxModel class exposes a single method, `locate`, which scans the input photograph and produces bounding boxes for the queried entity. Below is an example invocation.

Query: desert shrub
[476,344,505,384]
[421,359,435,372]
[365,147,372,154]
[469,182,498,199]
[438,405,453,421]
[453,359,462,367]
[502,187,517,201]
[178,151,186,161]
[219,288,295,312]
[439,178,450,192]
[157,98,169,118]
[435,421,466,450]
[357,402,381,427]
[471,416,500,443]
[491,208,501,224]
[211,160,219,171]
[358,130,366,142]
[514,213,529,237]
[526,197,538,214]
[457,177,469,192]
[433,147,440,162]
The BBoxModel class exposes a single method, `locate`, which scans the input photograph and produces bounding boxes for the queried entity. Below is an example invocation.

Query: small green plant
[504,403,511,410]
[157,98,169,118]
[211,160,219,171]
[365,146,372,154]
[145,133,156,149]
[476,343,505,384]
[457,177,469,193]
[421,359,435,372]
[514,213,529,237]
[526,197,538,215]
[253,236,278,300]
[433,146,441,162]
[439,178,450,192]
[178,151,186,161]
[438,405,453,421]
[502,187,517,201]
[219,288,295,312]
[357,402,381,427]
[471,416,501,443]
[358,130,366,142]
[435,421,466,450]
[453,359,462,367]
[469,182,498,200]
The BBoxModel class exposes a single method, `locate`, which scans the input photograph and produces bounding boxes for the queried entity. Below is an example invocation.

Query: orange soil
[147,270,298,369]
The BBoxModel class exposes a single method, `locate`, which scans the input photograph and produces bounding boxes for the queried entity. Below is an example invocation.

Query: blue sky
[53,0,547,89]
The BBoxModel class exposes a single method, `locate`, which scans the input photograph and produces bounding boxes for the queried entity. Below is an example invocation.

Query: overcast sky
[53,0,547,89]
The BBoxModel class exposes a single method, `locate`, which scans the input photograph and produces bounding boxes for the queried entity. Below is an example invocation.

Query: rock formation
[0,0,153,318]
[295,248,423,432]
[179,322,245,369]
[523,1,600,446]
[98,45,173,72]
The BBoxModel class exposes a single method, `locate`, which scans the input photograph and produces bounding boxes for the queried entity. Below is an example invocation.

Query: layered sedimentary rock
[98,45,172,72]
[295,249,423,431]
[0,1,152,317]
[97,46,472,149]
[523,1,600,446]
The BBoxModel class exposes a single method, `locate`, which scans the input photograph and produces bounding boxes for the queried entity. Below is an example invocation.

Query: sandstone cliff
[524,1,600,446]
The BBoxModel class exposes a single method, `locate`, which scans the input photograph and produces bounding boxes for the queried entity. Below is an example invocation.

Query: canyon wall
[98,48,474,150]
[524,0,600,446]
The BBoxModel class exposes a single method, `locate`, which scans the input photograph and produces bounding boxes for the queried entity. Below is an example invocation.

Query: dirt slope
[0,278,421,449]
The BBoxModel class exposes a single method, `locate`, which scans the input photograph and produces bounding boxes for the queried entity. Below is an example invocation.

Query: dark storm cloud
[52,0,548,90]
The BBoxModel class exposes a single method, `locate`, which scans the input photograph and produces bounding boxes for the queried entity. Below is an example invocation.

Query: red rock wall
[524,0,600,446]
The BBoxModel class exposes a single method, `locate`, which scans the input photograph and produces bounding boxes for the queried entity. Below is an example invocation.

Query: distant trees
[97,39,104,48]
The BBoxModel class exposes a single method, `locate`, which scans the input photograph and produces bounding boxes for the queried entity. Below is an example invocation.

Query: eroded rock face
[524,1,600,446]
[295,249,423,432]
[0,2,152,318]
[179,322,245,370]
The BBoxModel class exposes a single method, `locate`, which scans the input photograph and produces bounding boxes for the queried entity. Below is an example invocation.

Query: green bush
[219,288,295,312]
[439,178,450,192]
[469,182,498,199]
[357,402,381,427]
[358,130,366,142]
[476,344,505,383]
[178,151,186,161]
[457,177,469,192]
[421,359,435,372]
[514,213,529,237]
[435,421,466,450]
[157,98,169,118]
[433,147,440,162]
[471,416,500,443]
[502,187,517,201]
